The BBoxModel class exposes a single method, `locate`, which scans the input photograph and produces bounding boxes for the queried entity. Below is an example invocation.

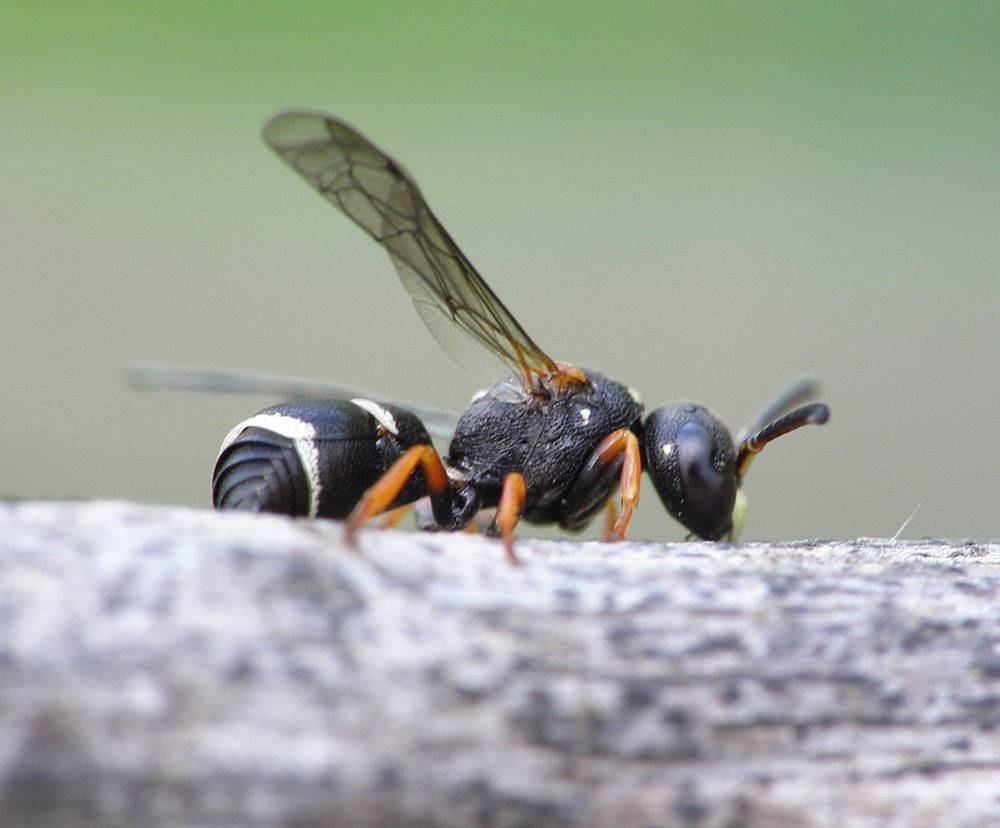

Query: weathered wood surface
[1,500,999,827]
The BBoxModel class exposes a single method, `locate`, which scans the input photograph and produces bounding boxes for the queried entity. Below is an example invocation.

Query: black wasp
[212,110,829,561]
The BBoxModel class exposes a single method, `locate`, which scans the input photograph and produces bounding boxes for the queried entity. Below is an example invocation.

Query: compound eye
[674,422,737,540]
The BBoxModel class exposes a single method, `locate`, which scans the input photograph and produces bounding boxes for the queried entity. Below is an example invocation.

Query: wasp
[210,110,829,561]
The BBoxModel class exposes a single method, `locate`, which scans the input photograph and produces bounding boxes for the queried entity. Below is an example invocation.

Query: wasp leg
[560,428,641,541]
[495,472,527,565]
[346,445,450,544]
[600,429,642,541]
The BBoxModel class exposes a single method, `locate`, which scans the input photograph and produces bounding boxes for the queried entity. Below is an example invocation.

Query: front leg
[559,428,642,541]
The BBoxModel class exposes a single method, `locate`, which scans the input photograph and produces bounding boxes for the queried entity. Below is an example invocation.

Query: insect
[210,109,829,560]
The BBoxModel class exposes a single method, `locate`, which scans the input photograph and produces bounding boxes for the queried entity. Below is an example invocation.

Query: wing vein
[263,109,560,388]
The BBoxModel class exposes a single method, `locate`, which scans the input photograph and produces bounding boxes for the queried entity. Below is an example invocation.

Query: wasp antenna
[737,378,822,445]
[735,403,829,480]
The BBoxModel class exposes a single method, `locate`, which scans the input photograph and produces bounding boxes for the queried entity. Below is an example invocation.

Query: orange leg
[345,445,449,545]
[592,428,641,542]
[495,472,527,565]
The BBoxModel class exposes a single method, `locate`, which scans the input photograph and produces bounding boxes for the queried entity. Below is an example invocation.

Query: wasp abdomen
[213,426,314,515]
[212,399,435,520]
[213,408,329,517]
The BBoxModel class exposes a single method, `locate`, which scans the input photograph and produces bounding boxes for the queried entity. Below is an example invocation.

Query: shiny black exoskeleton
[644,403,738,541]
[643,388,829,541]
[207,109,829,558]
[213,398,432,518]
[438,369,643,530]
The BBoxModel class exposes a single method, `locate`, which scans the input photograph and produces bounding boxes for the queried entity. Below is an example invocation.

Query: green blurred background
[3,2,998,541]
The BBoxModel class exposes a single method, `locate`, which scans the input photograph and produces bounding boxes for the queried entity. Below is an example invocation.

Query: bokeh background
[3,2,998,541]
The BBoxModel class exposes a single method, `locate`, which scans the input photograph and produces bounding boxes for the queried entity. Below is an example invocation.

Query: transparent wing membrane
[263,110,563,388]
[124,361,457,440]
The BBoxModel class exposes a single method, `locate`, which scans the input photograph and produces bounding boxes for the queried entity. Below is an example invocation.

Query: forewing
[263,110,557,386]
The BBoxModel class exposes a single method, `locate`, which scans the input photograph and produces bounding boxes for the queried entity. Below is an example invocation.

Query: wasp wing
[263,110,559,387]
[124,361,457,440]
